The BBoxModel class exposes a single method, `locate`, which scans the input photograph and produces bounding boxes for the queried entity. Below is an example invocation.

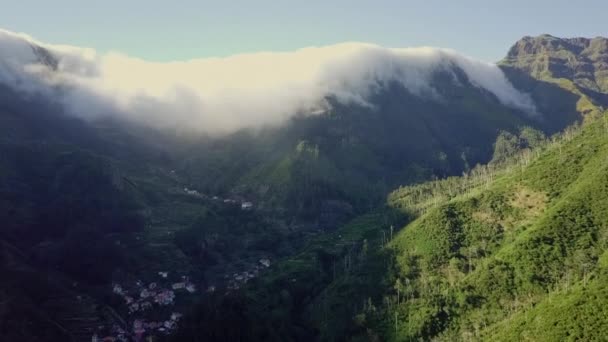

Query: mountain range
[0,31,607,341]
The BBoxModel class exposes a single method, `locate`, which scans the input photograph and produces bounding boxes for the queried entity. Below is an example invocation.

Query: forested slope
[366,113,608,341]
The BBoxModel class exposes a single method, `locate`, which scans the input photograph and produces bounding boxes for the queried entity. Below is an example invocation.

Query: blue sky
[3,0,607,62]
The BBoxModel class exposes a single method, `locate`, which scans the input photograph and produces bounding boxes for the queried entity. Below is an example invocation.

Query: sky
[2,0,607,62]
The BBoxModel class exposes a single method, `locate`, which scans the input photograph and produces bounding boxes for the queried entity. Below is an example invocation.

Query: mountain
[502,34,608,94]
[180,76,547,221]
[500,34,608,121]
[0,30,606,341]
[170,35,608,342]
[176,35,608,223]
[1,30,565,224]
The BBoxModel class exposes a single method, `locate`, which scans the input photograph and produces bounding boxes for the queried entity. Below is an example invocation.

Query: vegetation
[2,34,608,341]
[172,208,409,342]
[351,113,608,341]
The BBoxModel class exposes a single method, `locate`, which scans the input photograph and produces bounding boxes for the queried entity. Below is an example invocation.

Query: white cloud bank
[0,28,536,134]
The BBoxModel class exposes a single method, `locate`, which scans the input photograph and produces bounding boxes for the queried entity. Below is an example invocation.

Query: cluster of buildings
[226,258,271,290]
[112,276,196,314]
[183,187,202,197]
[99,274,197,341]
[182,187,254,210]
[92,313,183,342]
[132,313,183,339]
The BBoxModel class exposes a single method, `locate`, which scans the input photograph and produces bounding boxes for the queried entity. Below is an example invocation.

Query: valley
[0,29,607,341]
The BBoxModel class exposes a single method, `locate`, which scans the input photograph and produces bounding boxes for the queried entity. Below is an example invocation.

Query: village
[91,272,197,342]
[89,173,269,341]
[91,256,273,341]
[225,258,271,291]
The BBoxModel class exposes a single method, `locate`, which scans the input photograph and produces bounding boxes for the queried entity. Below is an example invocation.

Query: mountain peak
[501,34,608,94]
[505,34,608,58]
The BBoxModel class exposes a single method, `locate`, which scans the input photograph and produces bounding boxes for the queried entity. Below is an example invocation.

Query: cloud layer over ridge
[0,28,536,134]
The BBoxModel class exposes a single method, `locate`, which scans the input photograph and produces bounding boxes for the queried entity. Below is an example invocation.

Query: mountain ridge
[0,28,538,134]
[501,34,608,97]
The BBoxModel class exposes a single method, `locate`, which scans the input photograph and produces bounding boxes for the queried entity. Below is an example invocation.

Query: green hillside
[346,112,608,341]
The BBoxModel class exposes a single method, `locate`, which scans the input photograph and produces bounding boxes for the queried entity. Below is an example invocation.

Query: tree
[394,279,404,305]
[491,131,520,164]
[519,126,546,149]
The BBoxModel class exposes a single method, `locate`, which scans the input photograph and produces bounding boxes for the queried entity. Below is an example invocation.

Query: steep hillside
[501,34,608,124]
[335,112,608,341]
[502,34,608,94]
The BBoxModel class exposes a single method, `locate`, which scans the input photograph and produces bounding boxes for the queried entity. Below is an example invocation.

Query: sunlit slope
[382,115,608,340]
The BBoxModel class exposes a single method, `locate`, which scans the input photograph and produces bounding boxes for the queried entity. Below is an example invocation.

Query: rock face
[501,34,608,94]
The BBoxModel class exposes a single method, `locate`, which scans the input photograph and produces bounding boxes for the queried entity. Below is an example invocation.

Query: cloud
[0,28,536,135]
